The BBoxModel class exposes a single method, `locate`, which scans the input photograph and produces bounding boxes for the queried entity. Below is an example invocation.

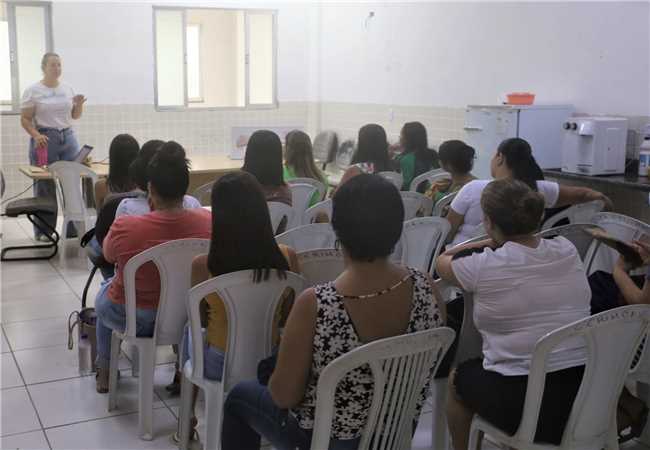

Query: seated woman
[94,142,212,393]
[220,174,446,450]
[437,178,591,449]
[243,130,292,205]
[425,140,476,209]
[446,138,611,246]
[173,170,300,442]
[283,130,328,206]
[115,139,201,218]
[94,134,139,210]
[394,121,439,191]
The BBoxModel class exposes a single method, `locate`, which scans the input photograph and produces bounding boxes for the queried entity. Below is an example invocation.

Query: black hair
[242,130,285,187]
[146,141,190,201]
[129,139,165,191]
[207,171,289,282]
[332,174,404,262]
[481,178,545,236]
[351,124,390,172]
[401,122,439,175]
[107,134,139,193]
[438,140,475,174]
[497,138,544,191]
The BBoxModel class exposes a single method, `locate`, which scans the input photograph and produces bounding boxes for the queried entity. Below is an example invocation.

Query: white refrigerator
[463,105,574,179]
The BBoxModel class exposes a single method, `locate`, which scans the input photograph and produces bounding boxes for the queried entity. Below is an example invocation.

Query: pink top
[104,208,212,309]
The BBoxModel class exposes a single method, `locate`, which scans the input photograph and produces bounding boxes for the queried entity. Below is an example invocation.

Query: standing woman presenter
[20,52,86,240]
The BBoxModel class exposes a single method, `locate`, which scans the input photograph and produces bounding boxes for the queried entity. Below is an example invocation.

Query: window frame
[152,5,278,112]
[1,1,54,115]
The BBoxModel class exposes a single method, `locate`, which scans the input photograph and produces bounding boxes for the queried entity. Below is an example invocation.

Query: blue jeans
[221,380,361,450]
[181,324,224,381]
[28,127,79,238]
[94,277,157,369]
[87,237,114,280]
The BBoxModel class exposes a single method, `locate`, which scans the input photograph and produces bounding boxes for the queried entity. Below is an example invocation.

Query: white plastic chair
[541,200,604,231]
[469,305,650,450]
[276,223,337,253]
[178,270,306,450]
[392,217,450,274]
[377,171,403,190]
[409,169,448,192]
[49,161,98,239]
[289,183,318,228]
[107,238,210,440]
[192,181,215,206]
[303,199,332,224]
[288,177,327,202]
[584,212,650,275]
[400,191,434,220]
[267,201,295,235]
[432,190,458,217]
[536,223,603,262]
[296,248,345,287]
[628,335,650,445]
[310,327,455,450]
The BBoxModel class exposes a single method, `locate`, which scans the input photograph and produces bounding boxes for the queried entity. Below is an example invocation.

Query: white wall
[316,1,650,115]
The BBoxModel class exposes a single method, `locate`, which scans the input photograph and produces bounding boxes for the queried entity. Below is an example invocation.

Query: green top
[283,165,327,207]
[398,152,417,190]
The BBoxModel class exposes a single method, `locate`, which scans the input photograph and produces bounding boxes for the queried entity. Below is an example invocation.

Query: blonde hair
[41,52,60,71]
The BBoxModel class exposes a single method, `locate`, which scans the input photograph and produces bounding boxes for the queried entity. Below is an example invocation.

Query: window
[154,7,276,110]
[0,1,53,113]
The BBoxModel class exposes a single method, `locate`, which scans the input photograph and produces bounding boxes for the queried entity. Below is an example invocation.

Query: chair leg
[138,343,156,441]
[107,333,122,411]
[0,213,59,261]
[204,389,224,450]
[178,373,194,450]
[432,378,449,450]
[467,422,484,450]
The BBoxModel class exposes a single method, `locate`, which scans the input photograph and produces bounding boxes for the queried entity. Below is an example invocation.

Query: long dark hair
[351,124,390,172]
[242,130,285,187]
[129,140,165,191]
[438,140,475,175]
[285,130,326,183]
[497,138,544,191]
[107,134,139,193]
[401,122,439,175]
[207,171,289,282]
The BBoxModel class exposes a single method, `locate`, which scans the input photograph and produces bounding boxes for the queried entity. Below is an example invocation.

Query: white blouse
[21,82,75,130]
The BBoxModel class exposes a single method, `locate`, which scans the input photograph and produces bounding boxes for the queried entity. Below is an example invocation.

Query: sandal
[165,371,181,396]
[171,417,199,446]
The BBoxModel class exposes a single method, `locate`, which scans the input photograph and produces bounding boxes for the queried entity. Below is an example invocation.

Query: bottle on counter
[639,124,650,177]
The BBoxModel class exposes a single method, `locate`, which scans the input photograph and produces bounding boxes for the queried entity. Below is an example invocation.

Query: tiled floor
[1,216,650,450]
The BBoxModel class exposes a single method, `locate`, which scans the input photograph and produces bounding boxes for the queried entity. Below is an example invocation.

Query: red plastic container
[506,92,535,105]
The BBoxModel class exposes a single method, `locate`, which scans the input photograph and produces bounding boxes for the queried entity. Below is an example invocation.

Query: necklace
[340,272,412,300]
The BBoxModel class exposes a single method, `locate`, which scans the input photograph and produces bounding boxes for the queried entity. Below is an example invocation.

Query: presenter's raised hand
[73,95,87,106]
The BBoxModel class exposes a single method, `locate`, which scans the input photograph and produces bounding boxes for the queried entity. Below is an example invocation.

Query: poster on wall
[230,126,304,160]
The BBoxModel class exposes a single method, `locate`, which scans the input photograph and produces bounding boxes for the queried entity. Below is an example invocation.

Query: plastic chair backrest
[398,217,450,274]
[304,199,333,224]
[187,269,305,389]
[512,305,650,448]
[432,190,458,217]
[276,223,337,253]
[122,239,210,345]
[192,181,215,205]
[409,169,448,192]
[400,191,434,220]
[377,171,403,191]
[49,161,98,220]
[296,248,345,287]
[288,178,327,202]
[289,183,318,228]
[585,212,650,274]
[536,223,603,262]
[267,201,295,235]
[310,327,456,450]
[541,200,604,231]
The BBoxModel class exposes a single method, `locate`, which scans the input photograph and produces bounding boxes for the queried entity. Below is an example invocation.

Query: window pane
[248,13,274,105]
[155,9,185,107]
[187,9,244,108]
[0,5,11,107]
[15,6,47,97]
[186,24,201,101]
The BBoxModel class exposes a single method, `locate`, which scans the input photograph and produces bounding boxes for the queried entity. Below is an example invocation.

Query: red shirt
[103,208,212,309]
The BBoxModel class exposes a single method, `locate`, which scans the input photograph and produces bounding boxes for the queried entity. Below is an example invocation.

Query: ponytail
[497,138,543,191]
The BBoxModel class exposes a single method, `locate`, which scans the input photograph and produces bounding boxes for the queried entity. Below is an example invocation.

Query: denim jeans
[87,237,114,281]
[28,127,79,238]
[221,380,361,450]
[181,324,224,381]
[94,277,157,369]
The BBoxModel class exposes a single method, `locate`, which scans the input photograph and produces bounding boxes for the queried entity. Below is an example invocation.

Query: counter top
[543,169,650,193]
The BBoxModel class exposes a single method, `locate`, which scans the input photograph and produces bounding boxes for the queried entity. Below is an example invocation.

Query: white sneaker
[37,235,51,242]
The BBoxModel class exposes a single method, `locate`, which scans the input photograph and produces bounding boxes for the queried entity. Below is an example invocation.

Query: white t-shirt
[115,193,202,219]
[452,236,590,376]
[449,179,560,246]
[21,82,75,130]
